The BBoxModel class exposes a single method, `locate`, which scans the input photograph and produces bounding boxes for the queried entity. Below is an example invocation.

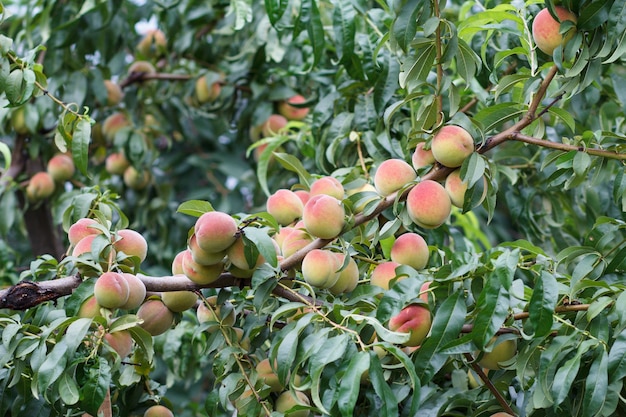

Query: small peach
[161,291,198,313]
[119,273,147,310]
[123,166,151,190]
[301,249,341,288]
[46,153,75,182]
[68,218,102,246]
[137,299,175,336]
[532,7,577,55]
[412,142,436,170]
[309,176,344,200]
[261,114,288,137]
[388,304,432,347]
[104,330,133,357]
[406,180,451,229]
[104,80,124,106]
[143,404,173,417]
[136,29,167,57]
[181,249,224,284]
[105,152,130,175]
[113,229,148,262]
[370,261,403,291]
[26,172,55,202]
[277,94,309,121]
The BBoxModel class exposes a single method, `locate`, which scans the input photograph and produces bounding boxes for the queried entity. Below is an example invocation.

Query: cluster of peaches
[25,153,75,202]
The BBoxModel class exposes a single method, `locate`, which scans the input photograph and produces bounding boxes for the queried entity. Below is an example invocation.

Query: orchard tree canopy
[1,0,626,416]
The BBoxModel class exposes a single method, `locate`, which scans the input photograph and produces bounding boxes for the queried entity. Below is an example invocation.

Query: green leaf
[473,102,526,133]
[35,342,68,394]
[80,357,111,416]
[391,0,422,52]
[471,273,510,348]
[58,369,80,405]
[527,271,558,337]
[127,325,153,363]
[242,226,278,267]
[72,118,91,176]
[5,69,24,104]
[176,200,214,217]
[455,39,481,83]
[347,314,410,345]
[494,74,530,101]
[265,0,288,25]
[0,35,13,55]
[582,347,609,416]
[547,107,576,133]
[368,351,398,417]
[338,351,369,417]
[399,42,436,88]
[333,1,355,66]
[310,334,349,414]
[305,0,324,69]
[273,152,313,187]
[608,328,626,383]
[229,0,253,30]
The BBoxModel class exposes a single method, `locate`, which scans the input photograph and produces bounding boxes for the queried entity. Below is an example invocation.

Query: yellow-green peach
[477,337,517,370]
[113,229,148,262]
[94,271,130,309]
[281,228,313,258]
[161,291,198,313]
[104,80,124,106]
[195,74,222,103]
[261,114,288,137]
[256,358,283,392]
[136,29,167,57]
[431,125,474,168]
[374,159,417,196]
[301,249,341,288]
[128,60,156,76]
[47,153,75,182]
[119,273,147,309]
[194,211,238,253]
[143,404,173,417]
[189,234,227,265]
[267,189,304,226]
[329,254,359,294]
[77,295,102,318]
[412,142,436,170]
[406,180,451,229]
[68,218,102,246]
[26,172,55,202]
[444,168,487,208]
[388,304,432,347]
[370,261,402,291]
[105,152,130,175]
[275,391,311,417]
[104,330,133,357]
[309,176,344,200]
[390,233,429,270]
[532,7,577,55]
[123,166,151,190]
[171,250,185,275]
[137,299,175,336]
[277,94,309,121]
[181,249,224,284]
[302,195,345,239]
[11,107,28,135]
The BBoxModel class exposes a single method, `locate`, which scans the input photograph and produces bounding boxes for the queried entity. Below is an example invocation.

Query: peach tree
[0,0,625,416]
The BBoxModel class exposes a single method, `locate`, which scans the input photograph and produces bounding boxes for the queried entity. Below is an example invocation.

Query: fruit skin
[113,229,148,262]
[143,404,174,417]
[277,94,309,121]
[77,295,102,318]
[128,60,156,75]
[280,227,313,258]
[188,234,227,266]
[119,273,147,310]
[102,112,131,142]
[301,249,341,289]
[11,107,28,134]
[328,254,359,294]
[137,299,175,336]
[104,80,124,106]
[47,153,75,182]
[194,211,238,254]
[267,189,304,226]
[226,237,268,271]
[431,125,474,168]
[444,168,487,209]
[477,337,517,370]
[161,291,198,312]
[302,194,345,239]
[370,261,402,291]
[123,166,151,190]
[309,176,344,199]
[490,413,515,417]
[105,152,130,175]
[261,114,288,137]
[181,249,224,284]
[532,7,577,55]
[136,29,167,57]
[274,391,311,417]
[406,180,451,229]
[388,304,432,347]
[195,73,222,103]
[374,159,417,196]
[197,296,236,331]
[26,172,55,202]
[68,218,102,246]
[412,142,436,170]
[390,233,429,270]
[94,271,130,309]
[104,330,133,357]
[256,358,283,392]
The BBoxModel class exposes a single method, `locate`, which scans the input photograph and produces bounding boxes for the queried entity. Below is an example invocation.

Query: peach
[26,172,55,202]
[405,180,451,229]
[113,229,148,262]
[47,153,75,182]
[370,261,402,291]
[256,358,283,392]
[411,142,436,170]
[119,273,147,309]
[137,299,175,336]
[71,234,115,261]
[294,190,311,205]
[68,218,102,246]
[94,271,130,309]
[301,249,341,288]
[128,60,156,76]
[143,404,173,417]
[309,176,344,199]
[346,182,378,212]
[532,7,577,55]
[136,29,167,57]
[171,250,185,275]
[274,391,310,417]
[102,112,131,142]
[11,107,28,134]
[226,237,269,271]
[197,296,236,329]
[105,152,130,175]
[373,159,417,196]
[419,281,432,303]
[444,168,487,209]
[188,234,227,266]
[302,195,345,239]
[104,80,124,106]
[161,290,198,313]
[388,304,432,347]
[277,94,309,121]
[431,125,474,168]
[390,233,429,270]
[328,254,359,294]
[280,228,313,258]
[104,330,133,357]
[267,189,304,226]
[477,337,517,370]
[261,114,288,137]
[273,226,296,250]
[195,73,222,103]
[77,295,102,318]
[194,211,238,253]
[123,166,151,190]
[181,249,224,284]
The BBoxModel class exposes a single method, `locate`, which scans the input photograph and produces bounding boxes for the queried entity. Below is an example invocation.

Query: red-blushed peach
[373,159,417,196]
[113,229,148,262]
[68,218,102,246]
[419,281,432,303]
[294,190,311,205]
[136,28,167,57]
[390,233,429,270]
[104,330,133,357]
[161,290,198,312]
[329,254,359,294]
[309,176,344,200]
[188,234,227,265]
[181,249,224,284]
[280,228,313,258]
[406,180,451,229]
[370,261,403,291]
[532,7,577,55]
[412,142,436,170]
[71,234,116,265]
[77,295,102,318]
[388,304,432,347]
[102,112,131,142]
[267,189,304,226]
[171,250,185,275]
[302,194,345,239]
[261,114,288,137]
[490,413,515,417]
[277,94,309,121]
[143,404,173,417]
[94,271,130,309]
[105,152,130,175]
[47,153,75,182]
[194,211,238,253]
[197,295,236,330]
[104,80,124,106]
[26,172,55,202]
[119,273,147,310]
[256,358,283,392]
[444,168,487,208]
[123,166,151,190]
[301,249,341,288]
[274,391,311,417]
[431,125,474,168]
[195,73,223,103]
[273,226,296,250]
[137,299,175,336]
[226,237,276,271]
[477,337,517,370]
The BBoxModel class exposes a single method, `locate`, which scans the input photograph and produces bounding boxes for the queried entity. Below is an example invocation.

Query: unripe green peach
[194,211,238,253]
[68,218,102,246]
[181,249,224,284]
[431,125,474,168]
[47,153,75,182]
[105,152,130,175]
[261,114,288,137]
[444,168,487,208]
[94,271,130,309]
[137,299,175,336]
[302,195,345,239]
[188,234,227,266]
[26,172,55,202]
[104,330,133,357]
[136,29,167,58]
[373,159,417,196]
[123,166,151,190]
[388,304,432,347]
[277,94,309,121]
[77,295,102,318]
[275,391,311,417]
[370,261,403,291]
[113,229,148,262]
[256,358,283,392]
[143,404,173,417]
[195,73,222,103]
[411,142,436,170]
[309,176,344,199]
[390,233,429,270]
[161,291,198,312]
[477,337,517,370]
[532,7,577,55]
[328,254,359,294]
[406,180,451,229]
[102,112,131,142]
[197,296,236,329]
[267,189,304,226]
[119,273,147,310]
[104,80,124,106]
[280,228,313,258]
[11,107,28,135]
[301,249,341,288]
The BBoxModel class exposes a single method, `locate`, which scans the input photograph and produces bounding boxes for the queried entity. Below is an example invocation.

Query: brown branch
[118,72,193,89]
[464,352,517,416]
[510,133,626,160]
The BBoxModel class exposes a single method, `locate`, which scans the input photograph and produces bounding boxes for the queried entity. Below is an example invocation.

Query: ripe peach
[119,273,147,310]
[77,295,102,318]
[226,237,270,271]
[68,218,102,246]
[161,291,198,313]
[302,195,345,239]
[188,234,227,266]
[490,413,515,417]
[26,172,55,202]
[123,166,151,190]
[274,391,310,417]
[143,404,173,417]
[374,159,417,196]
[105,152,130,175]
[171,250,185,275]
[294,190,311,205]
[195,74,222,103]
[267,189,304,226]
[444,169,487,209]
[104,330,133,357]
[113,229,148,262]
[47,153,75,182]
[411,142,436,170]
[137,299,175,336]
[136,29,167,57]
[261,114,288,137]
[390,233,429,270]
[71,234,115,261]
[532,7,577,55]
[301,249,341,288]
[94,271,130,309]
[128,60,156,76]
[406,180,451,229]
[477,337,517,370]
[277,94,309,121]
[370,261,402,291]
[431,125,474,168]
[388,304,432,347]
[102,112,131,142]
[194,211,238,253]
[197,296,236,329]
[104,80,124,106]
[280,228,313,258]
[419,281,432,303]
[309,176,344,199]
[328,254,359,294]
[181,249,224,284]
[256,358,283,392]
